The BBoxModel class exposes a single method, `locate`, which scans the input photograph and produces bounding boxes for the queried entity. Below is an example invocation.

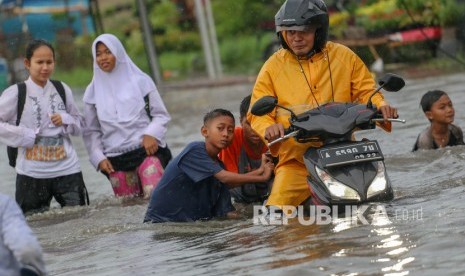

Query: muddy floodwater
[2,73,465,275]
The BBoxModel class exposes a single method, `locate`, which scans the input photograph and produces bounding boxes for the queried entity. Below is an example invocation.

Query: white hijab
[83,33,155,123]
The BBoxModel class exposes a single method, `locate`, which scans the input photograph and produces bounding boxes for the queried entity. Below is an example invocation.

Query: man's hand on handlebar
[378,105,398,121]
[264,123,285,142]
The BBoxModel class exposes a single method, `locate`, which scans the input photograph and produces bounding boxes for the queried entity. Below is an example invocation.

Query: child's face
[240,116,263,147]
[426,94,455,124]
[24,45,55,87]
[202,115,235,150]
[95,42,116,72]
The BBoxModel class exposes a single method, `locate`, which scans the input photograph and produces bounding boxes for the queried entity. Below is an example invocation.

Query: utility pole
[136,0,162,85]
[204,0,222,78]
[16,0,28,34]
[193,0,216,79]
[89,0,104,34]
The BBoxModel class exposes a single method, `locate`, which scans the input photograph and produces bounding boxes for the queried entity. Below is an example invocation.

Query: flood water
[2,72,465,275]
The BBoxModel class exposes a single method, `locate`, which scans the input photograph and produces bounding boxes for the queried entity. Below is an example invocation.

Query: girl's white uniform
[82,33,171,169]
[0,78,83,178]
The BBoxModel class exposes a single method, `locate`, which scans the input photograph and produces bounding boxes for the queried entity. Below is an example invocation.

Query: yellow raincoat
[248,41,389,208]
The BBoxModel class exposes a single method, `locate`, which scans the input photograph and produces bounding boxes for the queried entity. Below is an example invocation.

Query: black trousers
[15,172,88,215]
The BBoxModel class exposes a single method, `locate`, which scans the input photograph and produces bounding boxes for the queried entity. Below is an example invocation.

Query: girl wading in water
[0,39,88,215]
[83,33,171,199]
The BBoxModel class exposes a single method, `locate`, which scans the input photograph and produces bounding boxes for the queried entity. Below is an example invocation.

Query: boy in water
[144,109,274,223]
[413,90,464,151]
[219,95,273,204]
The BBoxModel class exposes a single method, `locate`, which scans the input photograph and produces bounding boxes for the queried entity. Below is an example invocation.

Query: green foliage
[52,65,92,90]
[149,0,179,28]
[72,34,95,68]
[146,0,200,52]
[220,33,275,75]
[355,0,405,35]
[437,0,465,27]
[155,30,201,53]
[395,0,441,26]
[159,51,199,80]
[59,0,465,88]
[329,10,350,39]
[125,30,146,62]
[350,0,465,35]
[155,33,276,81]
[397,0,465,27]
[212,0,281,39]
[62,0,285,86]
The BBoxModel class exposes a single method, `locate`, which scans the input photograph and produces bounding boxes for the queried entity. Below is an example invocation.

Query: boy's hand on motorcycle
[257,155,267,174]
[378,105,398,121]
[261,152,273,164]
[266,161,275,171]
[259,153,274,180]
[262,162,274,180]
[264,123,285,142]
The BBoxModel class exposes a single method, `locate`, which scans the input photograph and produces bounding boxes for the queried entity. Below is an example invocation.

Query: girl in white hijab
[83,33,171,199]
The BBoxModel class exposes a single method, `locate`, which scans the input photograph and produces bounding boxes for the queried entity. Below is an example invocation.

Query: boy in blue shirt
[144,109,274,223]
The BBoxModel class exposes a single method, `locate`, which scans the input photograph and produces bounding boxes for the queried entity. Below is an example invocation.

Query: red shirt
[219,127,268,173]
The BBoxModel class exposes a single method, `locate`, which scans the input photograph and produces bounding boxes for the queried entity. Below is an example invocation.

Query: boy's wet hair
[25,39,55,60]
[240,95,251,120]
[203,108,235,125]
[420,90,447,113]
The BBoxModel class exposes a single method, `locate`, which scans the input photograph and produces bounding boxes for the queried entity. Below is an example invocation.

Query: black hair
[239,95,251,120]
[25,39,55,60]
[420,90,448,113]
[203,108,235,125]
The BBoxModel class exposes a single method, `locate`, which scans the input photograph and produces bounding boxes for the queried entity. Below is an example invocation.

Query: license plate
[318,141,384,168]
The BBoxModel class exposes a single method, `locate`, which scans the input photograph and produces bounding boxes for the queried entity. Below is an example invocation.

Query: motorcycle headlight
[367,161,387,198]
[315,166,361,201]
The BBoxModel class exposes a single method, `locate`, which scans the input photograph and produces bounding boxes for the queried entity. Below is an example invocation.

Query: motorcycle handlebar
[267,130,299,147]
[371,118,406,124]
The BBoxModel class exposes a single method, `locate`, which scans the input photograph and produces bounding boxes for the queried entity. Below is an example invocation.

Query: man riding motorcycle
[248,0,398,208]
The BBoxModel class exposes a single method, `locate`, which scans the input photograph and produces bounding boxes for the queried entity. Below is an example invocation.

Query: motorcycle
[251,73,406,207]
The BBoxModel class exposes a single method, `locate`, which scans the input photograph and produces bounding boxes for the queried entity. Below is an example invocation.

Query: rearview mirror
[251,96,278,116]
[367,73,405,108]
[378,73,405,92]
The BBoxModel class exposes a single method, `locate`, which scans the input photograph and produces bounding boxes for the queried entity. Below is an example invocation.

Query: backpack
[7,80,66,168]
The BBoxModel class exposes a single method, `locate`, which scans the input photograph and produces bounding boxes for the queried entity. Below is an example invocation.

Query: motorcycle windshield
[276,103,321,118]
[292,103,375,138]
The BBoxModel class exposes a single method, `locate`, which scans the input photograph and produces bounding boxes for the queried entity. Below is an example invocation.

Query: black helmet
[275,0,329,56]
